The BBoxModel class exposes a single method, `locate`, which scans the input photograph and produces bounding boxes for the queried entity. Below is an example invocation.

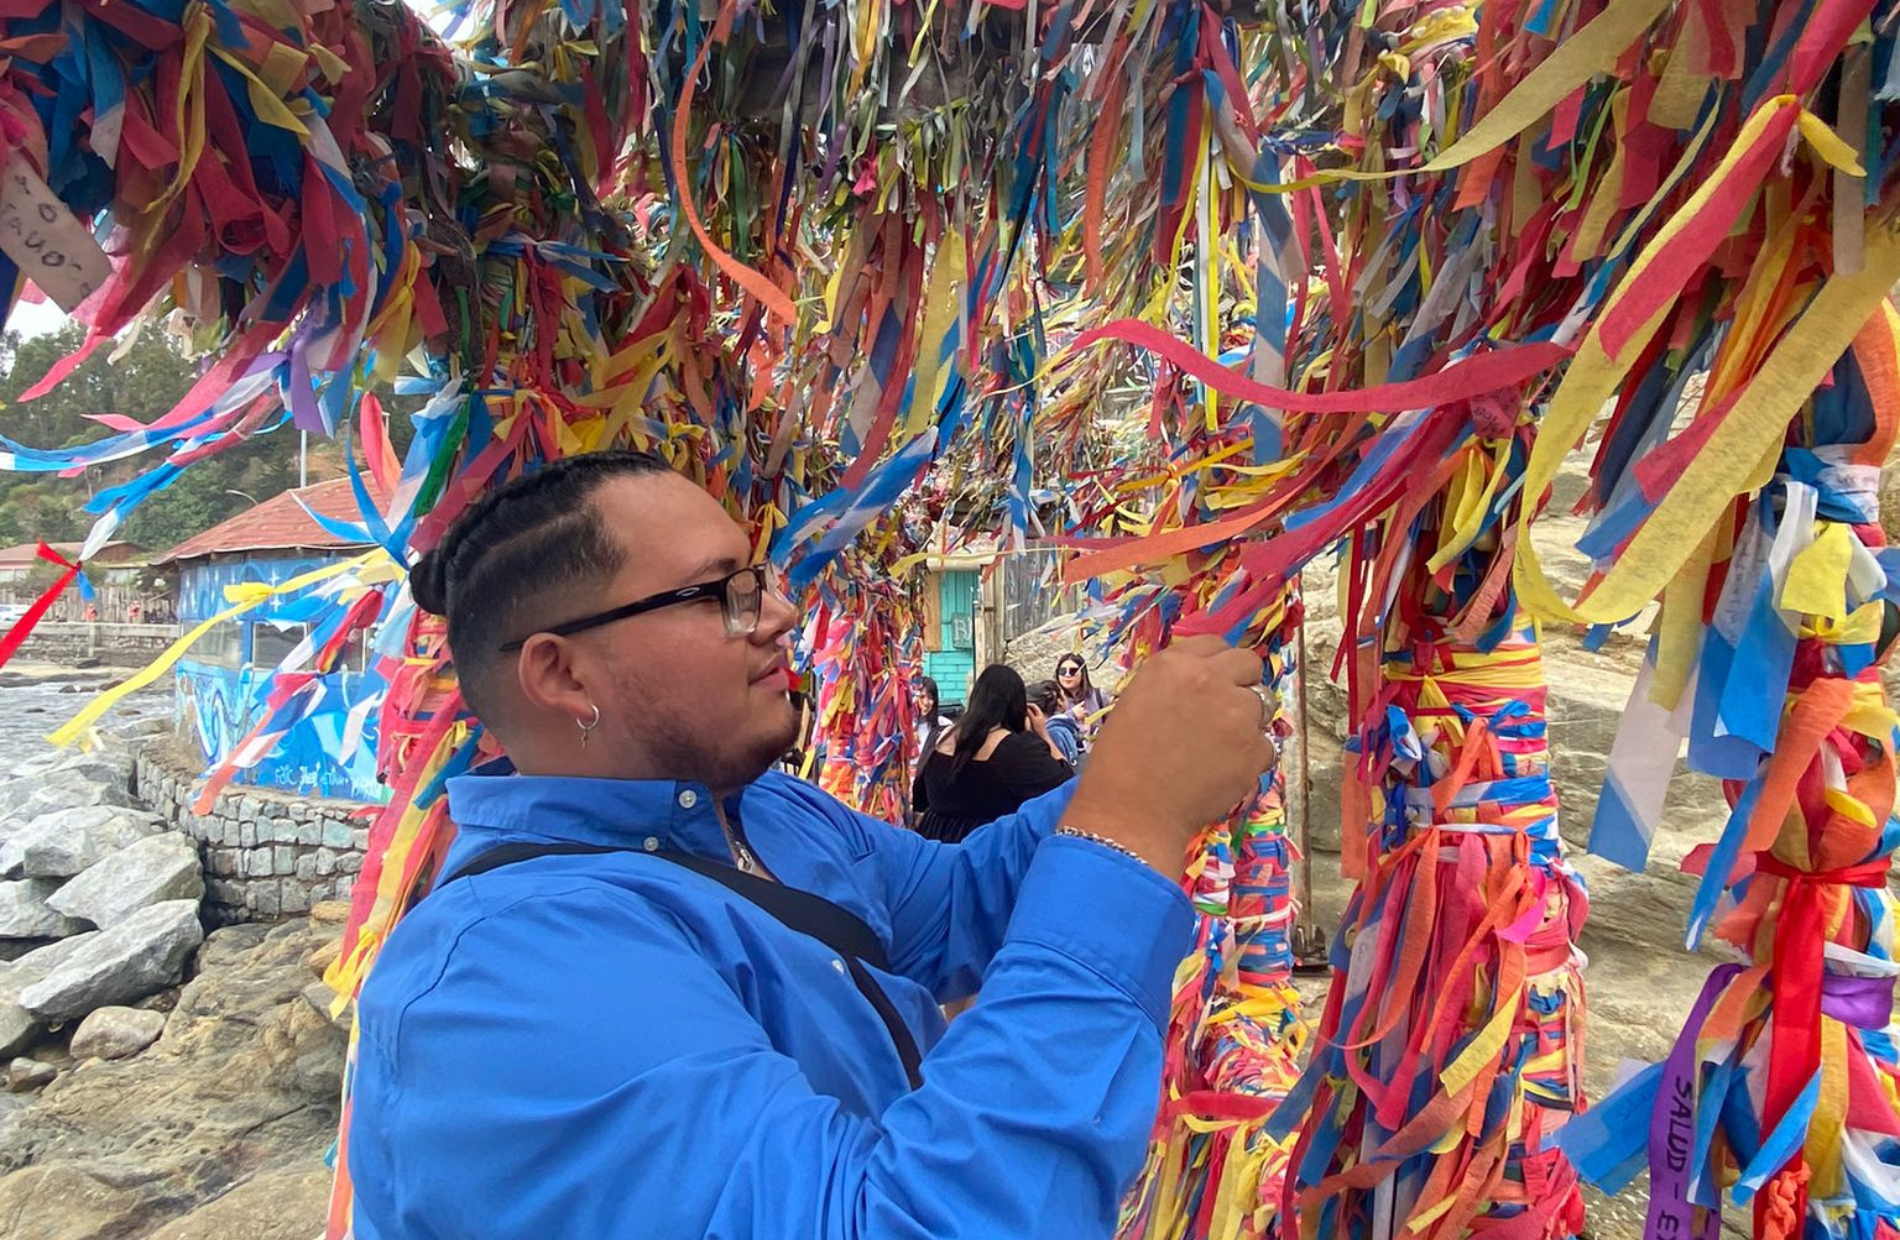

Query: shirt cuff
[1003,835,1192,1029]
[1011,780,1076,840]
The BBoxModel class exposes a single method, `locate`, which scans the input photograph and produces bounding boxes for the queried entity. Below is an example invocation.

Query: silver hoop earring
[578,704,601,749]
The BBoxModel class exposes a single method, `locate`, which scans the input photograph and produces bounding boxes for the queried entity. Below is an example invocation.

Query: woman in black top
[912,664,1072,842]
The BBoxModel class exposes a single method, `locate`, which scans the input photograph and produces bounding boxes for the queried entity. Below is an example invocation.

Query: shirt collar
[445,767,742,864]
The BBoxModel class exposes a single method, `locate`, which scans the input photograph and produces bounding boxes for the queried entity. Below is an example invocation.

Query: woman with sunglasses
[1054,655,1112,745]
[911,664,1072,843]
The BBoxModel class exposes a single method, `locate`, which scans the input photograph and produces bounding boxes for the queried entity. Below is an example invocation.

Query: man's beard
[650,702,800,793]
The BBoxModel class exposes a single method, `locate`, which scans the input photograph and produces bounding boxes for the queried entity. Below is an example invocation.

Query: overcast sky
[9,293,69,339]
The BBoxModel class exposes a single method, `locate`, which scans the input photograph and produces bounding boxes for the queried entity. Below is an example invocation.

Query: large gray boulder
[20,901,203,1023]
[49,834,203,930]
[0,778,38,824]
[0,806,164,880]
[0,934,99,1055]
[48,748,135,791]
[0,880,85,939]
[0,918,347,1238]
[0,768,141,829]
[0,753,62,782]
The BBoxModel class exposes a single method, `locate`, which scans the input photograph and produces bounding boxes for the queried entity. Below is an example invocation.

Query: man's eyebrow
[679,553,744,582]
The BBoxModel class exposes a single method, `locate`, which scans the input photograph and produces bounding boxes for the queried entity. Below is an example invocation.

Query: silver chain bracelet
[1055,825,1152,868]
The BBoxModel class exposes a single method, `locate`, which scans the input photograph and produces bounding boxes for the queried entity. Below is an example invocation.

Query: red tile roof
[156,478,384,565]
[0,542,81,567]
[0,540,141,567]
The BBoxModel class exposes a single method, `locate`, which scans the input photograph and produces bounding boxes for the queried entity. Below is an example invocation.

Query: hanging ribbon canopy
[0,0,1403,1232]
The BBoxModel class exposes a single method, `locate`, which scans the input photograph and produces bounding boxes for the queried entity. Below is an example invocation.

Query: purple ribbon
[1821,971,1896,1029]
[1646,962,1743,1240]
[288,332,326,434]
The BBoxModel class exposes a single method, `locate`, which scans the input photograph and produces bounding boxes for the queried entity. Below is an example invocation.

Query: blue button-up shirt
[348,768,1192,1239]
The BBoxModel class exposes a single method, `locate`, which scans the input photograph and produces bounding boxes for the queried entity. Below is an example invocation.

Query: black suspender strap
[439,842,923,1088]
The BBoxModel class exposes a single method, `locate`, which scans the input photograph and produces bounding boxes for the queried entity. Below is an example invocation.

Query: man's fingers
[1211,645,1265,686]
[1206,685,1266,742]
[1169,634,1230,658]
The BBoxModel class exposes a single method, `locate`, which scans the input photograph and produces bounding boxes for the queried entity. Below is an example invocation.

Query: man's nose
[756,576,798,641]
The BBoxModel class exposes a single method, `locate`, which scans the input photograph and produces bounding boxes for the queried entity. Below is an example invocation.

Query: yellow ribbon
[148,5,213,221]
[1440,981,1521,1096]
[1650,525,1719,711]
[905,231,967,439]
[1515,99,1900,626]
[209,45,312,136]
[1783,522,1854,618]
[1426,437,1510,574]
[1228,0,1674,197]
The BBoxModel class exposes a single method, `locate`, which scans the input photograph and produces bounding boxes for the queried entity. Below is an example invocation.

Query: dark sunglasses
[1057,665,1083,675]
[498,564,778,653]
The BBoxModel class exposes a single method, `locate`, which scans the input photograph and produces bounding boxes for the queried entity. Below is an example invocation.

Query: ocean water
[0,678,172,774]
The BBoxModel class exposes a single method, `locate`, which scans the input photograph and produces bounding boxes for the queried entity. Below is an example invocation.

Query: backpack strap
[439,841,923,1088]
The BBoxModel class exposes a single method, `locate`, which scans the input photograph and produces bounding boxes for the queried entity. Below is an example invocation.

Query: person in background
[1055,655,1112,744]
[912,664,1071,843]
[1029,679,1082,768]
[911,675,951,755]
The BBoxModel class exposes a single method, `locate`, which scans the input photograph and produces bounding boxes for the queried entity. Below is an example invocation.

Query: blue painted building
[157,479,388,803]
[919,543,1001,707]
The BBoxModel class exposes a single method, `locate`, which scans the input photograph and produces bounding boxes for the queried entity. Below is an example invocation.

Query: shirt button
[677,789,699,810]
[642,837,660,853]
[831,959,846,974]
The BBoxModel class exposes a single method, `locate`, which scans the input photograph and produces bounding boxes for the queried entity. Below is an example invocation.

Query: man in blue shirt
[348,450,1276,1238]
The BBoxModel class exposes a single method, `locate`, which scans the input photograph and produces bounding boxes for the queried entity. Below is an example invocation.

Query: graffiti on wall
[175,554,388,803]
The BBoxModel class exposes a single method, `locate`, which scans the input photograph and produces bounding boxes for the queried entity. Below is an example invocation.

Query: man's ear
[516,635,600,726]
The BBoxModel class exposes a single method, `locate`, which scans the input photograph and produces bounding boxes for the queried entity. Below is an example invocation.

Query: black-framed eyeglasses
[498,564,778,652]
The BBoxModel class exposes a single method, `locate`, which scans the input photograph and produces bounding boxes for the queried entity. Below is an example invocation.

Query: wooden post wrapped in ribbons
[1271,598,1589,1240]
[1555,311,1900,1240]
[802,547,927,821]
[1117,632,1307,1240]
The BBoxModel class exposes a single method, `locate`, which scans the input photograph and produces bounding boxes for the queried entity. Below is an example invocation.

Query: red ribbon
[1752,853,1890,1236]
[1069,321,1571,416]
[0,543,83,670]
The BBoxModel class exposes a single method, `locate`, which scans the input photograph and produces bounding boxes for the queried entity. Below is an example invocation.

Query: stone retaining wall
[133,741,370,923]
[18,623,181,668]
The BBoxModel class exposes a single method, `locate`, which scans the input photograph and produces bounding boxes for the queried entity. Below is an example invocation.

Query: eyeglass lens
[723,567,765,637]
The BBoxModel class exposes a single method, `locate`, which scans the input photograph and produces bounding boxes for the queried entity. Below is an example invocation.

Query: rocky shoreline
[0,727,346,1238]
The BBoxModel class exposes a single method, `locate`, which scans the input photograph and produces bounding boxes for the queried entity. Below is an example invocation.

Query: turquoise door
[922,569,978,706]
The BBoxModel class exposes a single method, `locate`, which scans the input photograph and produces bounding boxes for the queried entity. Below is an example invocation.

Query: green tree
[0,320,313,556]
[0,480,86,544]
[0,323,198,458]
